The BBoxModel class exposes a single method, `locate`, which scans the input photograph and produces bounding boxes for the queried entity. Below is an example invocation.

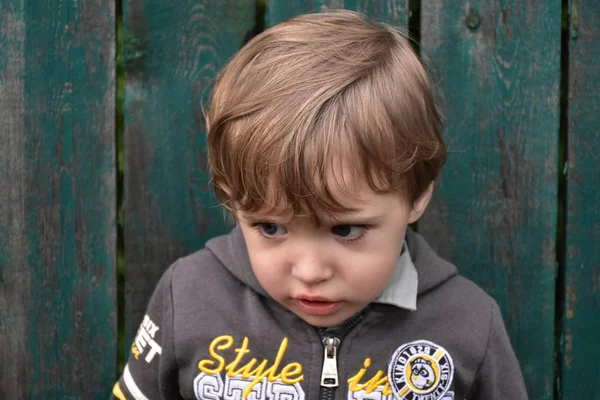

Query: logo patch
[387,340,453,400]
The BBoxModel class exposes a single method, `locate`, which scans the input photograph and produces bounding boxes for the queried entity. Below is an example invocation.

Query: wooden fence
[0,0,598,398]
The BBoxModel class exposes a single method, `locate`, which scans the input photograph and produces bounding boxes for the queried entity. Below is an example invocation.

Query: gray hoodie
[111,227,528,400]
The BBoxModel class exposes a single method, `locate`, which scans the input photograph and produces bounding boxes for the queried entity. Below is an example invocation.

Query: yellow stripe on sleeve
[113,382,127,400]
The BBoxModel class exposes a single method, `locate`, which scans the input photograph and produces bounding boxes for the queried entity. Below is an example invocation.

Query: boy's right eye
[255,223,287,238]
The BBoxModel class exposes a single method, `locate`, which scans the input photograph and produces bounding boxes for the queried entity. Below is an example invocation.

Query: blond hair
[206,10,445,220]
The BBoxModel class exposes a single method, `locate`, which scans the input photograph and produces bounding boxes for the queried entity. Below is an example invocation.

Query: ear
[407,181,434,224]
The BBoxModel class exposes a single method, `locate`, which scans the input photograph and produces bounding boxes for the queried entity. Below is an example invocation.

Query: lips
[295,296,341,316]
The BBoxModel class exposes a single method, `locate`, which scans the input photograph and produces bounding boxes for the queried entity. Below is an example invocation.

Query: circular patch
[387,340,454,400]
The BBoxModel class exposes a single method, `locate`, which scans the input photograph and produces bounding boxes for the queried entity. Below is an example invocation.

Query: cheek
[248,250,278,275]
[342,250,398,293]
[240,228,281,274]
[247,248,288,289]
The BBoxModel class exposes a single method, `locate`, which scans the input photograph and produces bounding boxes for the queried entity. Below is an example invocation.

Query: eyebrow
[324,213,383,225]
[238,213,293,225]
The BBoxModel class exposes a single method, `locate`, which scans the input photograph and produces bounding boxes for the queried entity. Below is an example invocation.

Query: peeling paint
[566,280,577,319]
[564,329,573,369]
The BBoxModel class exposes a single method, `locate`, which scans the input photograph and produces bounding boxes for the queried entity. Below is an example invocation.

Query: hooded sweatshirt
[111,227,528,400]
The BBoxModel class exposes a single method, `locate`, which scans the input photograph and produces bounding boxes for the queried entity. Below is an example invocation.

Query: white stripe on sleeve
[123,364,150,400]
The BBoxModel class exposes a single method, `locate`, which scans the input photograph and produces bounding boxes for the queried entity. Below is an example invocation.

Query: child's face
[237,180,431,327]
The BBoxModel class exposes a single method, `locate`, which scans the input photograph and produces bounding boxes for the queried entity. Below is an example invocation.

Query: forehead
[240,171,403,225]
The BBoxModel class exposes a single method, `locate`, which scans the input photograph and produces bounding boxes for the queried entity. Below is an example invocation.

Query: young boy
[112,10,528,400]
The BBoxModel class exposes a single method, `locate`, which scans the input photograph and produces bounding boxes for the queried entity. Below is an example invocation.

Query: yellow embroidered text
[131,342,140,360]
[348,358,392,396]
[198,335,304,398]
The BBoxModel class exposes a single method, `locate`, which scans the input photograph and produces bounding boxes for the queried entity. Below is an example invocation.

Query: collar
[374,241,418,311]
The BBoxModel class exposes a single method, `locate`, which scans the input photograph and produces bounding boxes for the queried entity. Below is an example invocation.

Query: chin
[296,311,352,328]
[301,316,341,328]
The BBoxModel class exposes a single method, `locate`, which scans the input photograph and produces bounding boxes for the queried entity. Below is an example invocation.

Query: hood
[405,227,458,294]
[205,225,269,297]
[205,225,458,299]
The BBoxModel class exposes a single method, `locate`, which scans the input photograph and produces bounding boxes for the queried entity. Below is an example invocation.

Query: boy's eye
[256,223,287,237]
[331,225,365,239]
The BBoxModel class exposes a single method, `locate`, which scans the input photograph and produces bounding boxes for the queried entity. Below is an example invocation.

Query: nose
[291,248,333,285]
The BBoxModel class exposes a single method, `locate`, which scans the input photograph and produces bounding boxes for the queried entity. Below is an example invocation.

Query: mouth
[295,296,341,316]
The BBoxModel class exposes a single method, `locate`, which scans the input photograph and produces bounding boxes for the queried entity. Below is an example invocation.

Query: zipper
[318,310,366,400]
[320,337,341,388]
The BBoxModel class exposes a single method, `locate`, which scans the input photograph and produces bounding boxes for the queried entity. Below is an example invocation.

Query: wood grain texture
[0,0,116,398]
[267,0,408,26]
[419,1,561,399]
[123,1,254,346]
[562,0,600,398]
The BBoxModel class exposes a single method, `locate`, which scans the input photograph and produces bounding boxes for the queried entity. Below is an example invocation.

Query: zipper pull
[320,337,341,388]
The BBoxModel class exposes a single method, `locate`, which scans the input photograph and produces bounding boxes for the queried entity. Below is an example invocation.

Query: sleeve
[467,300,529,400]
[111,263,181,400]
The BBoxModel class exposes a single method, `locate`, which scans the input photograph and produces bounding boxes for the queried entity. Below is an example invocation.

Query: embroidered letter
[280,362,303,384]
[198,335,233,374]
[194,372,224,400]
[348,358,392,396]
[226,336,251,376]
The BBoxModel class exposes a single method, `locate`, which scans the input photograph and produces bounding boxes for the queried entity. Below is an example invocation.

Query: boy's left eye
[331,225,366,240]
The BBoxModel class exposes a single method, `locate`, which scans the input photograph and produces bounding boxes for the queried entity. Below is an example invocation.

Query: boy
[112,10,528,400]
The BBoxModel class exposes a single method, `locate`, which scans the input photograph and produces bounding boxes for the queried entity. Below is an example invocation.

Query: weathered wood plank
[267,0,408,26]
[562,0,600,398]
[419,2,561,399]
[123,1,255,346]
[0,0,116,398]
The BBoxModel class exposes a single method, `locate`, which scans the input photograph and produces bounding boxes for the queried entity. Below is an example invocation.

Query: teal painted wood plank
[122,1,255,347]
[0,0,116,398]
[562,0,600,398]
[267,0,408,27]
[419,2,561,399]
